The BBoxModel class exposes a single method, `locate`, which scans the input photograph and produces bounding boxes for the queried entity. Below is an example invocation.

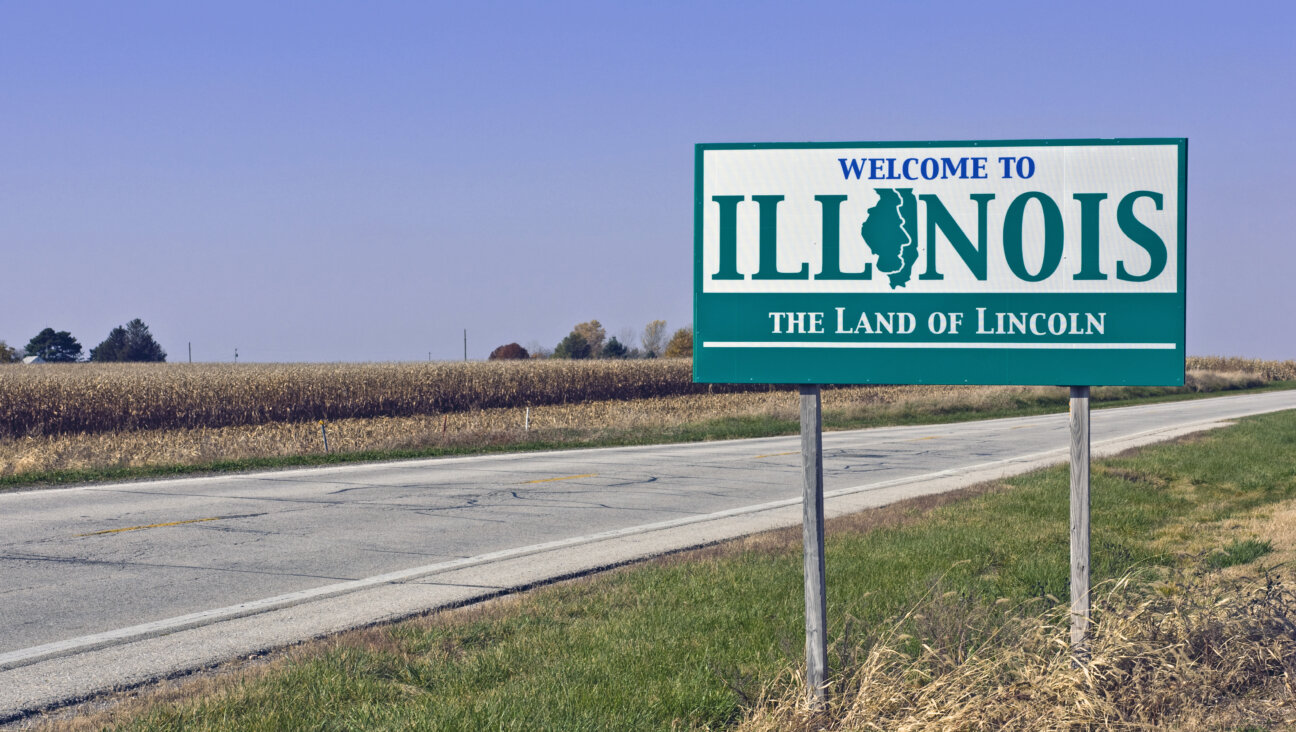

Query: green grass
[96,408,1296,731]
[5,380,1293,492]
[1206,538,1274,569]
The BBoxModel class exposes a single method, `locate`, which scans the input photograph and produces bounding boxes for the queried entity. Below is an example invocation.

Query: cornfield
[0,359,775,438]
[1184,356,1296,382]
[0,357,1290,440]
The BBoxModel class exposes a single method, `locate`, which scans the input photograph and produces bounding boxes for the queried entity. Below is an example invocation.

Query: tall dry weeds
[738,570,1296,731]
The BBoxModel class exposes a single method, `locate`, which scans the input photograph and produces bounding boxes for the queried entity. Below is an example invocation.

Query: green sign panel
[693,139,1186,386]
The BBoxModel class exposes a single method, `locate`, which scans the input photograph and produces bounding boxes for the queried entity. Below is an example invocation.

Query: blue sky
[3,1,1293,361]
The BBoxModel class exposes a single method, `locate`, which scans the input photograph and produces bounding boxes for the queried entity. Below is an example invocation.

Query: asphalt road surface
[3,390,1296,720]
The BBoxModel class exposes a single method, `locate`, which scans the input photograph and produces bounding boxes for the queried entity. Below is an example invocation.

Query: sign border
[692,138,1187,386]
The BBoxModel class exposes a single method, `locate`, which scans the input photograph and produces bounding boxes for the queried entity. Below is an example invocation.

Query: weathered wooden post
[1070,385,1091,662]
[800,384,828,705]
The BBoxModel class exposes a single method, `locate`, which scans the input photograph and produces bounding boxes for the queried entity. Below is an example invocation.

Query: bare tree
[641,319,667,357]
[615,326,637,351]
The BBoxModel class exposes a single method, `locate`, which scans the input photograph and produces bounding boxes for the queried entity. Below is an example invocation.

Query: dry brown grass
[0,372,1270,480]
[737,570,1296,732]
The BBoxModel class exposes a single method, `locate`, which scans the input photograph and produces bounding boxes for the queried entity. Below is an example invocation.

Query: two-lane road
[3,390,1296,720]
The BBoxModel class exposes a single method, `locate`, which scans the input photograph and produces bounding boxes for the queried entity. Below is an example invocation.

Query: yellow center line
[754,451,799,459]
[907,436,941,441]
[1010,424,1040,430]
[523,473,597,484]
[77,516,228,537]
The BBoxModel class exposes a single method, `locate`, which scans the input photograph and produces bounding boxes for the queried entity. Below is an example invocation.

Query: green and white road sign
[693,139,1187,385]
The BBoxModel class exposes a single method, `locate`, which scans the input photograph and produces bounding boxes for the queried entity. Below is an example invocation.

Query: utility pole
[463,329,467,361]
[188,342,192,363]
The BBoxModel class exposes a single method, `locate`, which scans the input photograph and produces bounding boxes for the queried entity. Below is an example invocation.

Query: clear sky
[4,1,1293,362]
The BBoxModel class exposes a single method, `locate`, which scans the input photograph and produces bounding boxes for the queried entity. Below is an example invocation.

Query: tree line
[1,317,691,364]
[0,319,167,363]
[489,320,693,360]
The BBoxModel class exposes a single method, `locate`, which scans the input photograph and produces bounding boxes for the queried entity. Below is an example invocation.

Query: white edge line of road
[0,409,1276,673]
[11,390,1290,499]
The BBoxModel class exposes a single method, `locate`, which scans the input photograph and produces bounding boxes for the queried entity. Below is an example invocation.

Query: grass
[32,408,1296,731]
[4,375,1292,491]
[740,568,1296,730]
[1207,538,1275,569]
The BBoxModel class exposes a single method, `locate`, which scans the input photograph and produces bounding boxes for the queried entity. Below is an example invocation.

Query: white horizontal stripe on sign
[702,341,1177,350]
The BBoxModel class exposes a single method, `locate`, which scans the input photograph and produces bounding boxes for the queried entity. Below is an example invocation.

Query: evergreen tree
[24,328,82,362]
[553,332,591,359]
[601,336,628,358]
[90,319,166,362]
[90,326,129,362]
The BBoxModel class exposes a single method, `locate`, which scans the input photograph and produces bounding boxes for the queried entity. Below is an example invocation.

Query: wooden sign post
[1069,386,1091,660]
[800,385,828,705]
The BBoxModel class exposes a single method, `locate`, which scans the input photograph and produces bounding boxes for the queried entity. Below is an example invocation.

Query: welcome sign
[693,139,1186,385]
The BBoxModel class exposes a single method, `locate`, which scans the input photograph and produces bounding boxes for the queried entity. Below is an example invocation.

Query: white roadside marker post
[800,384,828,705]
[1070,385,1091,662]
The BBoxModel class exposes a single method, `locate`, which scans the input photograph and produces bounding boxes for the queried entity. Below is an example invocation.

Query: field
[0,359,762,438]
[2,357,1294,484]
[7,357,1295,440]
